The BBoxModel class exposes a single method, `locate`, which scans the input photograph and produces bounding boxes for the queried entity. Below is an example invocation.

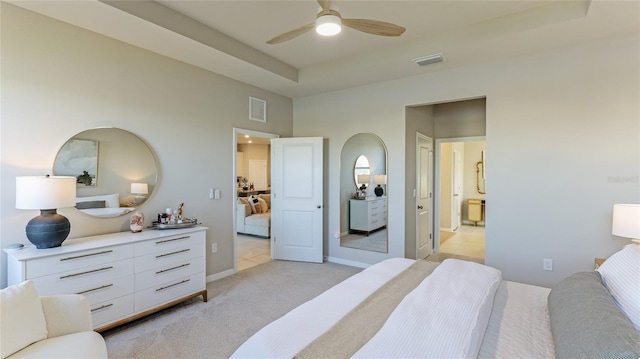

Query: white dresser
[5,227,207,332]
[349,197,387,235]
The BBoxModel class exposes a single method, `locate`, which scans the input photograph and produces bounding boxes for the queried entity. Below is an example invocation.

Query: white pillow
[76,193,119,208]
[0,280,48,358]
[597,244,640,330]
[257,197,269,214]
[247,195,260,214]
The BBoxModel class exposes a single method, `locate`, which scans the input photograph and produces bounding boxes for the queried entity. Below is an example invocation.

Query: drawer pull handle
[156,279,190,292]
[76,284,114,295]
[156,249,190,258]
[60,250,113,261]
[156,236,190,244]
[156,263,190,274]
[91,303,113,312]
[60,266,113,279]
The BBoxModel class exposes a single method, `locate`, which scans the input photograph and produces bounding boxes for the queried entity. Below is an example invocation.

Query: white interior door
[417,134,433,259]
[271,137,323,263]
[249,159,267,190]
[452,150,462,231]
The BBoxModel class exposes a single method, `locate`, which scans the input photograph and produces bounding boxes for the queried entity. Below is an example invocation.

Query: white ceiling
[8,0,639,98]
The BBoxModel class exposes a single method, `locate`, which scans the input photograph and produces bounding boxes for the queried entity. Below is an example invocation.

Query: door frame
[433,136,485,254]
[232,128,279,272]
[452,149,462,231]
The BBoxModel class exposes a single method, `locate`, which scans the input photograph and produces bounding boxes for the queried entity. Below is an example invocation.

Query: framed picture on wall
[53,139,98,187]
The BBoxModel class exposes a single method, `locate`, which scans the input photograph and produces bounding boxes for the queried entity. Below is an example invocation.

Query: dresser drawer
[134,231,205,256]
[31,259,134,296]
[135,242,203,273]
[135,256,204,291]
[91,294,134,329]
[78,275,134,306]
[135,272,205,312]
[26,244,133,279]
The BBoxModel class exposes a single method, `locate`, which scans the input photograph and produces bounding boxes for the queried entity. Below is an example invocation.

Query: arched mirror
[53,128,158,218]
[340,133,388,253]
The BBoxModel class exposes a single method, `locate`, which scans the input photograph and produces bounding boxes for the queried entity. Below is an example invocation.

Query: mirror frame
[53,127,159,218]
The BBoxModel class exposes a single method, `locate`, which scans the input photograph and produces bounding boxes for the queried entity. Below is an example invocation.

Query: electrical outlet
[212,243,217,253]
[543,258,553,271]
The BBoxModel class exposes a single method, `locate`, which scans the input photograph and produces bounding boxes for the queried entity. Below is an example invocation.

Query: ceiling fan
[266,0,406,44]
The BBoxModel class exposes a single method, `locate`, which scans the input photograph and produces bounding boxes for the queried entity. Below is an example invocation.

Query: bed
[75,193,134,217]
[231,245,640,359]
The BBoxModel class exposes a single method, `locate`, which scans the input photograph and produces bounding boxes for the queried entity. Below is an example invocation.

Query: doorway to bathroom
[433,138,486,264]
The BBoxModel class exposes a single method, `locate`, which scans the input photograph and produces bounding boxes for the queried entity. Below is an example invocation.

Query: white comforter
[79,207,134,217]
[352,259,501,359]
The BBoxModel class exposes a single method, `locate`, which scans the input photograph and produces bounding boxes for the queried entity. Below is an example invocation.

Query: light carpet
[102,260,362,358]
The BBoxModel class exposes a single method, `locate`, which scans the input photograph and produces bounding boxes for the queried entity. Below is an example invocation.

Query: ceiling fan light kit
[266,0,405,44]
[316,14,342,36]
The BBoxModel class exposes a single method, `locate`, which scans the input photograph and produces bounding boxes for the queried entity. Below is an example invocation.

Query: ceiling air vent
[413,53,445,67]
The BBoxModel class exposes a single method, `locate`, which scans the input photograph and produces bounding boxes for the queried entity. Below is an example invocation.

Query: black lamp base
[374,185,384,197]
[25,209,70,249]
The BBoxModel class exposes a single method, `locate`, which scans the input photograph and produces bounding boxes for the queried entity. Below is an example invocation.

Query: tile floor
[427,224,485,264]
[236,234,271,271]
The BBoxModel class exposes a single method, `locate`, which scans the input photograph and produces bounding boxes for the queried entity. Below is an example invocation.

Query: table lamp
[373,174,387,197]
[612,204,640,244]
[131,182,149,204]
[357,175,370,191]
[16,175,76,248]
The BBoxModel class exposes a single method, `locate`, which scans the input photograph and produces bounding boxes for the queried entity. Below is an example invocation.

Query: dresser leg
[201,290,208,302]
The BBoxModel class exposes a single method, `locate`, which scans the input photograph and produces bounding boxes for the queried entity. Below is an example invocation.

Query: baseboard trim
[206,268,235,283]
[326,256,370,269]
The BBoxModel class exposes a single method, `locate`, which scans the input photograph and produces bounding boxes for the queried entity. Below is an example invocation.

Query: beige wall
[0,4,293,287]
[294,33,639,286]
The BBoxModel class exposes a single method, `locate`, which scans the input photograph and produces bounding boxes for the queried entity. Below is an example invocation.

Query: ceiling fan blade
[317,0,332,13]
[342,18,406,37]
[266,23,315,44]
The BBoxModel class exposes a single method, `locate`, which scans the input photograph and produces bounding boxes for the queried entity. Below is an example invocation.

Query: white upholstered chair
[0,280,108,359]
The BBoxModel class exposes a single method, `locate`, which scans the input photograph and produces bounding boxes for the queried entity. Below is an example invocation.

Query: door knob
[317,205,322,209]
[418,205,424,209]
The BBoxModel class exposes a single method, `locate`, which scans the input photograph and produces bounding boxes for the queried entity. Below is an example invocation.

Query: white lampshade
[373,175,387,185]
[131,182,149,195]
[16,176,76,210]
[612,204,640,240]
[357,175,370,184]
[315,14,342,36]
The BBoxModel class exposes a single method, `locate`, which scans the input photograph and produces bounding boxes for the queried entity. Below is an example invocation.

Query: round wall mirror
[53,128,158,218]
[354,155,370,189]
[340,133,388,253]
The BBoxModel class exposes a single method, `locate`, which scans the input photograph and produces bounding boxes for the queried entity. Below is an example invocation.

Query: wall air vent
[413,53,445,67]
[249,97,267,123]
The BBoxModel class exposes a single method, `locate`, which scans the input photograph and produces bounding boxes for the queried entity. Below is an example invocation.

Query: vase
[130,210,144,233]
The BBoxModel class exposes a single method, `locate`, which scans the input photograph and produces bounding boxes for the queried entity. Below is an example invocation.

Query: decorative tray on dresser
[4,226,208,332]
